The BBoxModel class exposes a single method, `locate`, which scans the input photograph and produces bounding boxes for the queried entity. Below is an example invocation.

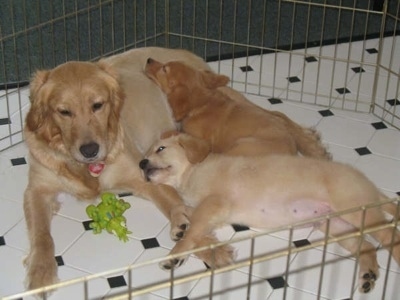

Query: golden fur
[144,58,331,159]
[141,132,400,293]
[23,47,238,292]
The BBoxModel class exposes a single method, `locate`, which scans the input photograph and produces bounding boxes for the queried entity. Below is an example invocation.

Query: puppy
[144,58,331,159]
[23,47,236,292]
[140,132,400,293]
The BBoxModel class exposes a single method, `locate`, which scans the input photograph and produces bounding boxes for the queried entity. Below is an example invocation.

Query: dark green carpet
[0,0,398,88]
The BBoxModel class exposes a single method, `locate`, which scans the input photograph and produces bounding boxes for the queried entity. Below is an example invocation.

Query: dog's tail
[269,111,332,160]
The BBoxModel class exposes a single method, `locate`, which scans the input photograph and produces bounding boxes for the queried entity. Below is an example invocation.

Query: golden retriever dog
[23,47,240,292]
[144,58,331,159]
[140,132,400,293]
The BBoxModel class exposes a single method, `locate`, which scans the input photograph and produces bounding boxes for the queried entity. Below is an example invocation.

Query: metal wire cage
[1,0,399,299]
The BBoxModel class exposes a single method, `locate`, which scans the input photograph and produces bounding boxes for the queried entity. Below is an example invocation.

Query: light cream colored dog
[140,131,400,293]
[23,47,239,292]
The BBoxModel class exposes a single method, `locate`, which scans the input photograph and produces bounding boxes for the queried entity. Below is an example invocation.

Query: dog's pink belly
[233,199,332,229]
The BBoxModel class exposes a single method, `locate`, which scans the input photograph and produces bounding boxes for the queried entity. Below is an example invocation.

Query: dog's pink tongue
[88,163,105,177]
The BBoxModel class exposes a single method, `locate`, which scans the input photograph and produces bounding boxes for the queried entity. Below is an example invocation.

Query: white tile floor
[0,38,400,300]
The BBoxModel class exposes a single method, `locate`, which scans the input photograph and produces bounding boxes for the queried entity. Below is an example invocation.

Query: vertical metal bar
[111,0,115,51]
[217,0,223,73]
[272,0,282,98]
[169,267,175,299]
[284,0,296,101]
[299,0,312,104]
[192,0,196,51]
[74,0,80,60]
[143,0,147,46]
[381,200,400,300]
[370,0,387,114]
[328,0,343,108]
[87,1,92,59]
[316,216,330,299]
[349,207,367,296]
[122,0,126,52]
[256,0,267,96]
[354,0,371,112]
[230,0,238,85]
[245,237,256,300]
[204,0,209,59]
[314,0,327,105]
[283,227,294,300]
[63,0,68,61]
[99,0,104,56]
[243,0,252,94]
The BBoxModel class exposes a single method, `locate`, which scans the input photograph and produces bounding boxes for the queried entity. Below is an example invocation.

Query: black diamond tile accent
[141,237,160,249]
[387,99,400,106]
[371,122,387,130]
[174,297,189,300]
[118,192,133,197]
[355,147,372,156]
[366,48,378,54]
[55,256,64,266]
[287,76,301,83]
[351,67,365,73]
[293,239,311,248]
[396,191,400,196]
[83,220,93,231]
[232,224,250,232]
[0,236,5,246]
[305,56,318,63]
[268,98,283,104]
[0,118,11,125]
[335,87,351,95]
[240,65,253,72]
[11,157,27,166]
[107,275,127,288]
[319,109,334,117]
[267,276,287,289]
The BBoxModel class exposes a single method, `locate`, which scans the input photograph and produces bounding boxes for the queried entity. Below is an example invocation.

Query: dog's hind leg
[160,195,235,270]
[317,217,379,293]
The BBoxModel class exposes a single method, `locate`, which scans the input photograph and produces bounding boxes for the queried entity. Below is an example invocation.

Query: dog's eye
[156,146,166,153]
[92,102,103,112]
[58,109,72,117]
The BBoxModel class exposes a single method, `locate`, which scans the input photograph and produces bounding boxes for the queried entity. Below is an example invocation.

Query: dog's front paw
[159,257,187,270]
[200,243,236,269]
[24,254,59,292]
[170,205,193,241]
[359,269,378,293]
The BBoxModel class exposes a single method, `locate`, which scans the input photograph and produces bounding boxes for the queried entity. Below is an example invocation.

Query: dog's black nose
[80,142,99,158]
[139,159,149,170]
[147,58,153,64]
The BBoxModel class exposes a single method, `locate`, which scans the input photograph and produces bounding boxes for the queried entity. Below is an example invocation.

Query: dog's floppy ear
[160,130,180,139]
[200,70,230,89]
[97,60,125,134]
[167,85,191,121]
[178,134,210,164]
[25,70,51,132]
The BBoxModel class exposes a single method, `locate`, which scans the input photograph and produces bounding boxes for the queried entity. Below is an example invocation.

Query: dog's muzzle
[139,159,154,181]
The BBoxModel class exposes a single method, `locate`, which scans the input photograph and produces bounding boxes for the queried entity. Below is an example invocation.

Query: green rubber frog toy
[86,192,132,242]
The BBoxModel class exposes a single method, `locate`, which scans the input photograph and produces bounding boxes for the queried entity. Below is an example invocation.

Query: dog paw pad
[360,270,377,293]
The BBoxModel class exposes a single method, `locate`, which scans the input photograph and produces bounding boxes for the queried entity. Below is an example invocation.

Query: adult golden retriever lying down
[140,132,400,294]
[145,58,331,159]
[23,47,238,291]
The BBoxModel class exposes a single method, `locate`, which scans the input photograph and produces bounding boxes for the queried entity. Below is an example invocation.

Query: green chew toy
[86,192,132,242]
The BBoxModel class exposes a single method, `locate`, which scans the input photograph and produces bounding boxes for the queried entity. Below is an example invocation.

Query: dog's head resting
[25,61,125,165]
[139,131,210,187]
[144,58,229,121]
